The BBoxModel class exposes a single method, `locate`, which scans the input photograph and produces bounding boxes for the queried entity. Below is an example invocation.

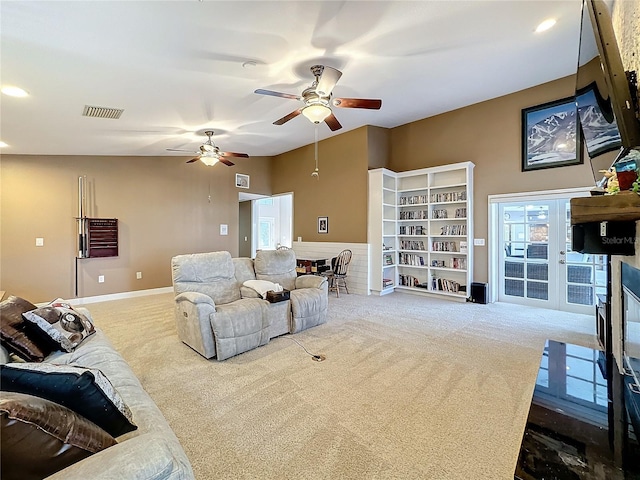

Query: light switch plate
[35,237,44,247]
[220,224,228,235]
[473,238,485,246]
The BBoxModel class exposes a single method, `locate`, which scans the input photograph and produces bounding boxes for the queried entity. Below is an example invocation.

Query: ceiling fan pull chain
[312,125,319,179]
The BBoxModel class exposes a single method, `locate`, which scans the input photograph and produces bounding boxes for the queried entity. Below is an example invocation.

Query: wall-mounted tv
[575,0,640,184]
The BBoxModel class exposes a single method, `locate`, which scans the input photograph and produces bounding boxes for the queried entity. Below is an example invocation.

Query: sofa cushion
[0,295,53,362]
[172,251,241,305]
[0,362,137,437]
[0,391,117,480]
[22,299,95,352]
[289,288,329,333]
[254,249,297,291]
[210,298,270,360]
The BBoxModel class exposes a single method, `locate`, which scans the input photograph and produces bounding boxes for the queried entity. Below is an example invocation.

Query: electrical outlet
[35,237,44,247]
[98,275,105,283]
[136,272,142,279]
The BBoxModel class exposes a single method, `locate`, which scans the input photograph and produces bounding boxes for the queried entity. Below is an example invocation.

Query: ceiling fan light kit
[255,64,382,131]
[302,104,331,123]
[166,130,248,167]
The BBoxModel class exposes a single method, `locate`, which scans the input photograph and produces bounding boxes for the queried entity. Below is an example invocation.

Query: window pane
[526,243,548,259]
[568,285,593,305]
[505,279,524,297]
[527,263,548,281]
[527,281,548,300]
[505,261,524,279]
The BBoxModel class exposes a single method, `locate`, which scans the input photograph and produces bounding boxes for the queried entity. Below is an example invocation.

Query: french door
[497,198,606,314]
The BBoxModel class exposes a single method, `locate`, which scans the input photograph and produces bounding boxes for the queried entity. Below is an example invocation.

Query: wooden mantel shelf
[571,192,640,224]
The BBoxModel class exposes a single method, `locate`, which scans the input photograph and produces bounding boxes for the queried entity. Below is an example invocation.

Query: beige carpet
[85,292,596,480]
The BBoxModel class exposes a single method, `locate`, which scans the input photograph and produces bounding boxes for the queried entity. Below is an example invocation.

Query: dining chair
[322,249,352,297]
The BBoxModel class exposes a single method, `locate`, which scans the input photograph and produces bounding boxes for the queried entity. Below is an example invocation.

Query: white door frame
[488,187,591,304]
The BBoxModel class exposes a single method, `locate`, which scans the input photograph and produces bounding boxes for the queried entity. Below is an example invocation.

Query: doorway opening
[239,192,293,258]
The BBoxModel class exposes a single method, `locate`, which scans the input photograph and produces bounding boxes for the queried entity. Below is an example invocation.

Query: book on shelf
[460,241,468,254]
[382,278,394,288]
[384,254,393,265]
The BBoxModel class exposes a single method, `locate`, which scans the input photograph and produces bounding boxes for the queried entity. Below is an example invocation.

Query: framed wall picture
[318,216,328,234]
[521,96,583,172]
[235,173,250,189]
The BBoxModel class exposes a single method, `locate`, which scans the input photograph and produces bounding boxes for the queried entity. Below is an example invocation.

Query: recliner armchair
[171,250,328,361]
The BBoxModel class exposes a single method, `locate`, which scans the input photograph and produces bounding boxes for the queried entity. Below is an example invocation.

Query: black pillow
[0,296,53,361]
[0,362,137,437]
[1,391,117,480]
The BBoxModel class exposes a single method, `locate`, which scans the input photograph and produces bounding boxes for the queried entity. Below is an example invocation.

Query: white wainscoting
[292,242,370,295]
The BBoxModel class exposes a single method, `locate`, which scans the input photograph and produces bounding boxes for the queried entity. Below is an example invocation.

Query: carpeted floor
[85,291,596,480]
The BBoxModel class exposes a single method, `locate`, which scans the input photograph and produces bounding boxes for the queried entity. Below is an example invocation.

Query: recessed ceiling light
[1,86,29,97]
[535,18,556,33]
[0,141,8,148]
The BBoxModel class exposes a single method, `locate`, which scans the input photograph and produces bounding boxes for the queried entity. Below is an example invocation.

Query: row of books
[432,241,458,252]
[439,224,466,235]
[431,191,466,203]
[398,253,425,266]
[399,195,428,205]
[382,278,394,288]
[398,274,428,289]
[399,210,428,220]
[432,277,462,293]
[455,208,467,218]
[400,240,426,250]
[399,225,426,235]
[432,209,448,219]
[430,257,466,269]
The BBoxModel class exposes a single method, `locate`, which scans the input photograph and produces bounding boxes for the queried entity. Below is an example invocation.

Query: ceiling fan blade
[315,66,342,96]
[186,158,199,163]
[219,158,235,167]
[324,113,342,131]
[167,148,198,153]
[220,152,249,158]
[332,98,382,109]
[274,109,302,125]
[254,89,301,101]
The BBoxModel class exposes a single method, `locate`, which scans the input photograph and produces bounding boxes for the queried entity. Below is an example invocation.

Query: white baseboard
[64,287,173,306]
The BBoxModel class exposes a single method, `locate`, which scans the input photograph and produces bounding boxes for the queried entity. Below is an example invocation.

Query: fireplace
[622,262,640,436]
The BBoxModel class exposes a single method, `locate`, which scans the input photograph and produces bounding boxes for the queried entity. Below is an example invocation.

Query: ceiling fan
[166,130,248,166]
[255,65,382,131]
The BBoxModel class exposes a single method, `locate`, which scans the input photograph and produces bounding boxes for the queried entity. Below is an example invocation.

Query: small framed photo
[521,96,583,172]
[318,216,328,234]
[235,173,250,189]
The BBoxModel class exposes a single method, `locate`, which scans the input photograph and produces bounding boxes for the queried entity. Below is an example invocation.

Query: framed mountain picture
[522,96,584,172]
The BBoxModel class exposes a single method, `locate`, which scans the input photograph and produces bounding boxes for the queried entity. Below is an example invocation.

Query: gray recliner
[254,249,329,333]
[171,250,328,361]
[171,251,271,361]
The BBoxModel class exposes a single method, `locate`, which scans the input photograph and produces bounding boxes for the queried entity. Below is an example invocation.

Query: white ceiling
[0,0,583,158]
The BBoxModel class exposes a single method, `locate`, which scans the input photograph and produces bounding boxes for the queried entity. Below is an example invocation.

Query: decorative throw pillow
[22,298,95,352]
[242,279,283,298]
[0,295,53,362]
[1,391,117,480]
[0,362,137,437]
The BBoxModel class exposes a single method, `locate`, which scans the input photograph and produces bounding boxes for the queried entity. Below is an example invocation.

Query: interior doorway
[489,189,605,315]
[238,192,293,258]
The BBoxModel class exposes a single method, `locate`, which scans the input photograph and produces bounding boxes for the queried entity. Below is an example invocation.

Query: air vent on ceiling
[82,105,124,119]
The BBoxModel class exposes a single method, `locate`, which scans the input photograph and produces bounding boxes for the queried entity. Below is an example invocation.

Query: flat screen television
[575,0,640,186]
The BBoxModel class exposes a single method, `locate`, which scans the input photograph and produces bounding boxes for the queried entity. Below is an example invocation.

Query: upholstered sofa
[171,249,328,361]
[0,298,194,480]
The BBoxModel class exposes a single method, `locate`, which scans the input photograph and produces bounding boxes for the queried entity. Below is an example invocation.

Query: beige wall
[389,75,605,283]
[271,126,370,243]
[1,154,271,302]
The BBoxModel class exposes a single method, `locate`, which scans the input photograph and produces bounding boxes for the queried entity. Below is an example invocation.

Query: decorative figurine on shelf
[600,168,620,195]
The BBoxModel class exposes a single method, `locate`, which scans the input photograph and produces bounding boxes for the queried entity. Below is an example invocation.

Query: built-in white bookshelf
[368,162,474,300]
